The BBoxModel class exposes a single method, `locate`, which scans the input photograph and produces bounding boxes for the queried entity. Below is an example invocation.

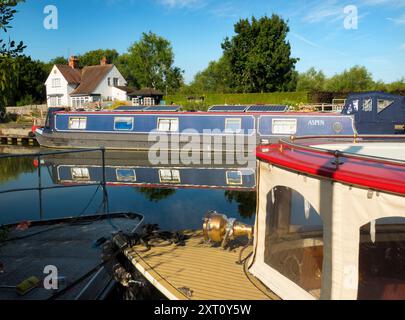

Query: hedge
[163,92,309,110]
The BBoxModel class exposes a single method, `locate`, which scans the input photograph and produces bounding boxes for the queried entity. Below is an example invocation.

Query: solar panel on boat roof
[114,105,147,111]
[247,105,288,112]
[208,105,248,112]
[144,105,181,112]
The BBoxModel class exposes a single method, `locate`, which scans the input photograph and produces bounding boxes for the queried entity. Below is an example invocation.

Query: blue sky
[8,0,405,83]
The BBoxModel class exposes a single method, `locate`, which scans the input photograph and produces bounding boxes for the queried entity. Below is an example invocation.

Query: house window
[50,96,62,106]
[157,118,179,132]
[68,117,87,130]
[113,78,119,86]
[114,117,134,131]
[71,97,90,109]
[116,168,136,182]
[159,169,181,183]
[52,78,61,88]
[108,78,111,87]
[225,118,242,133]
[144,97,155,106]
[71,167,90,181]
[377,99,394,114]
[226,171,243,185]
[362,98,373,112]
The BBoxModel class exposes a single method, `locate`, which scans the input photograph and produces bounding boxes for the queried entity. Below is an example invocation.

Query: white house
[45,56,128,109]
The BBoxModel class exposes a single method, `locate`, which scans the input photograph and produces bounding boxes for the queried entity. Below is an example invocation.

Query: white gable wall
[112,87,129,101]
[92,66,127,101]
[45,65,73,107]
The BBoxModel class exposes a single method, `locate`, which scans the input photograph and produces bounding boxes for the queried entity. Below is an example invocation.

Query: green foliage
[221,15,298,93]
[0,0,25,118]
[0,55,48,113]
[117,32,184,93]
[78,49,119,68]
[0,0,26,57]
[296,67,326,91]
[165,92,308,111]
[325,65,374,92]
[185,56,233,94]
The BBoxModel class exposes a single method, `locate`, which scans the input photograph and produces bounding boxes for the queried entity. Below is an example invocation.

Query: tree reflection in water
[224,190,256,219]
[0,157,35,184]
[137,188,177,202]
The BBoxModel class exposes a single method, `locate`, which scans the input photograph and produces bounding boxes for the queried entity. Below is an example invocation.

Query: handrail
[275,135,405,167]
[0,147,108,220]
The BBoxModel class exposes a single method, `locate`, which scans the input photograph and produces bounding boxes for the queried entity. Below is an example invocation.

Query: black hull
[36,131,264,152]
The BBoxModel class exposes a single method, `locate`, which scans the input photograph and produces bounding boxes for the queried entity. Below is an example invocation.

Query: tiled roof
[70,64,114,96]
[55,64,81,84]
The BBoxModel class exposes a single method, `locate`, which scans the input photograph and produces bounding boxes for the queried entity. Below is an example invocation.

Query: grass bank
[164,92,308,110]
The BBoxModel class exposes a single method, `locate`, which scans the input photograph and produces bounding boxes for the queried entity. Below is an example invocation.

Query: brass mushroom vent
[202,211,253,248]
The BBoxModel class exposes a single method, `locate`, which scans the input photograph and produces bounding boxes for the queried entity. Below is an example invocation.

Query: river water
[0,147,256,230]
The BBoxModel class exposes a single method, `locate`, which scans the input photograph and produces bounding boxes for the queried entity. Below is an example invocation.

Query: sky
[7,0,405,83]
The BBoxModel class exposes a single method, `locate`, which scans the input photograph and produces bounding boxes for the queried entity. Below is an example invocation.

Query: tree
[325,65,375,92]
[0,0,25,57]
[118,32,184,92]
[78,49,119,68]
[296,67,326,91]
[187,56,233,93]
[0,0,26,118]
[12,56,48,105]
[222,15,298,93]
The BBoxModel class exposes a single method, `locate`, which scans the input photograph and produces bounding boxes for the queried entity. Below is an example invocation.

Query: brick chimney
[100,57,108,66]
[68,56,79,69]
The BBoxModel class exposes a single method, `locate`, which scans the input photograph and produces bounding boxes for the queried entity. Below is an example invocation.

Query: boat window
[357,217,405,300]
[157,118,179,132]
[114,117,134,131]
[71,167,90,181]
[68,117,87,130]
[272,119,297,135]
[225,118,242,133]
[264,186,324,299]
[226,171,243,185]
[116,168,136,182]
[362,98,373,112]
[159,169,181,183]
[377,99,394,114]
[346,99,359,114]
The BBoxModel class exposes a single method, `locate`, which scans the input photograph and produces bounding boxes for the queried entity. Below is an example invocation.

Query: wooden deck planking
[125,232,272,300]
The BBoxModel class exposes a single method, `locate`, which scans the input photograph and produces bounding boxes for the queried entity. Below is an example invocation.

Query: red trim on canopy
[256,142,405,196]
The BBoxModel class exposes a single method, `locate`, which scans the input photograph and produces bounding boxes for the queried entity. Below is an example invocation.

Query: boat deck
[124,231,278,300]
[0,213,141,300]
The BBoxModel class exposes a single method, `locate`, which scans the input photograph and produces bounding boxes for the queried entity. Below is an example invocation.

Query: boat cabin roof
[256,136,405,196]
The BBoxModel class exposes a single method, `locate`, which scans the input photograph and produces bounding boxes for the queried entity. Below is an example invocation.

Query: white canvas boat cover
[250,141,405,300]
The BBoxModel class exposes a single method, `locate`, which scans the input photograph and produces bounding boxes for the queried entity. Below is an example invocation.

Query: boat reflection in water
[44,151,256,191]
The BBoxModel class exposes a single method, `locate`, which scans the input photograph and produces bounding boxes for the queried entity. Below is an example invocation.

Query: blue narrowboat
[45,152,256,190]
[35,91,405,151]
